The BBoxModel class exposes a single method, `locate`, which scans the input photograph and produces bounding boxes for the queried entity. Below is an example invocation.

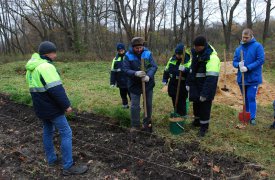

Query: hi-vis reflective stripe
[45,80,62,89]
[200,120,210,124]
[29,87,47,92]
[29,80,62,92]
[111,68,121,72]
[196,73,206,77]
[206,71,219,76]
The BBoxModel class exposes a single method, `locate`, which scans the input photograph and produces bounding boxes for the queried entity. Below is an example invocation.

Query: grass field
[0,59,274,177]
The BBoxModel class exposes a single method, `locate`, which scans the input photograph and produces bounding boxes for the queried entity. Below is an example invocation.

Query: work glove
[238,61,244,68]
[240,66,248,73]
[135,71,146,77]
[178,65,185,72]
[110,84,116,88]
[186,86,190,91]
[199,96,206,102]
[142,75,150,82]
[162,81,167,86]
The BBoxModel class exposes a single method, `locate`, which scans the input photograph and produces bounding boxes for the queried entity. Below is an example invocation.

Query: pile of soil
[216,61,275,109]
[0,94,265,179]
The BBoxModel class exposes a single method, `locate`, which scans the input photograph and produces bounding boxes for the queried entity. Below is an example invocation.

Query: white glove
[178,65,185,72]
[239,61,244,68]
[110,84,116,88]
[162,81,167,86]
[135,71,146,77]
[186,86,190,91]
[240,66,248,72]
[200,96,206,102]
[142,75,150,82]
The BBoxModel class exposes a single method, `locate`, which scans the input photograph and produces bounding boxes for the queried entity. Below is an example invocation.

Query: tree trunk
[246,0,253,28]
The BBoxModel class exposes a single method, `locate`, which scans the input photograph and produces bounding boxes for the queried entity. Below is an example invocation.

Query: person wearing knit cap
[123,37,158,132]
[186,36,220,137]
[110,43,131,109]
[25,41,88,175]
[162,43,191,117]
[233,28,265,126]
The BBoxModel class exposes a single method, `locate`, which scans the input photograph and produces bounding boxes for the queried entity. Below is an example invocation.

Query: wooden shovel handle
[141,58,147,118]
[175,47,186,110]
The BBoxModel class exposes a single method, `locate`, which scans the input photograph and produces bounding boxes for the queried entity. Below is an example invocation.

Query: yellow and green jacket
[162,51,191,97]
[110,54,128,88]
[186,44,220,101]
[25,53,70,120]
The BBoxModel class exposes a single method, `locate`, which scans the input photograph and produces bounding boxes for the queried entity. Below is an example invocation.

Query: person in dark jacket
[123,37,158,132]
[162,43,191,116]
[186,36,220,137]
[110,43,131,108]
[233,28,265,125]
[25,41,88,176]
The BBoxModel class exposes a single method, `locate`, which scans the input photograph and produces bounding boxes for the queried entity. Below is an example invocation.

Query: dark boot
[192,117,200,127]
[63,164,88,176]
[198,123,209,137]
[142,118,153,133]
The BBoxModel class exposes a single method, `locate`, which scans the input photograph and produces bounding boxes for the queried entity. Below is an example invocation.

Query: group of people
[24,28,272,176]
[111,35,220,137]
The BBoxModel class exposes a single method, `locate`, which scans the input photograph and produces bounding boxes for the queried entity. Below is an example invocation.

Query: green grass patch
[0,60,275,176]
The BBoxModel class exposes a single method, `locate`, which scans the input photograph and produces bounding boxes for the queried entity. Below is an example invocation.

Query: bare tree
[263,0,275,45]
[246,0,253,28]
[219,0,241,51]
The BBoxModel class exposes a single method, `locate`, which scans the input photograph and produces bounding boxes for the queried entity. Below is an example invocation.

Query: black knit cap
[131,37,144,47]
[193,36,207,46]
[38,41,57,55]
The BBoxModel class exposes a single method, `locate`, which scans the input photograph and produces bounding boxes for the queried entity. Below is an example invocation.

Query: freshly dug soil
[0,94,261,179]
[216,61,275,109]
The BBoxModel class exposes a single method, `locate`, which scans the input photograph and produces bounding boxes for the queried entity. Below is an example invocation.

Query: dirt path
[0,95,261,179]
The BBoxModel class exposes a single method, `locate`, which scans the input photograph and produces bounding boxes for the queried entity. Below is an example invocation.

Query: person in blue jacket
[233,28,265,125]
[186,36,220,137]
[162,43,191,116]
[123,37,158,132]
[110,43,130,108]
[25,41,88,175]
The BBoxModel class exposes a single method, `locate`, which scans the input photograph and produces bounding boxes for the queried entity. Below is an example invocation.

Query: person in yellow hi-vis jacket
[25,41,88,175]
[186,36,220,137]
[110,43,131,108]
[162,43,191,116]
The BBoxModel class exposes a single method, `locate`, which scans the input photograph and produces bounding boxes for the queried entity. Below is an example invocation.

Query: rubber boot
[269,121,275,129]
[142,118,153,133]
[63,164,88,176]
[198,123,209,137]
[192,117,200,127]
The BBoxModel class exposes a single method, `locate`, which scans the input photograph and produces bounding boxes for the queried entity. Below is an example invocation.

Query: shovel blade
[238,111,250,124]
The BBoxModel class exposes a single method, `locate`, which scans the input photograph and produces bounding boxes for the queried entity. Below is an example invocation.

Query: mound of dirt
[215,61,275,109]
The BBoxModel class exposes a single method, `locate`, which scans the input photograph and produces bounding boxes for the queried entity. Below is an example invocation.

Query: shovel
[170,47,186,118]
[238,50,250,124]
[141,58,147,118]
[221,49,229,91]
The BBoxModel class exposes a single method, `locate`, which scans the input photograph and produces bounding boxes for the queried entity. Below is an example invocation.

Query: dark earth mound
[0,94,262,179]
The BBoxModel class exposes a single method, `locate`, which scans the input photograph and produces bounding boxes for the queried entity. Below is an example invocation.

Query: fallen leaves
[192,157,199,165]
[212,165,220,173]
[260,171,269,177]
[235,124,246,129]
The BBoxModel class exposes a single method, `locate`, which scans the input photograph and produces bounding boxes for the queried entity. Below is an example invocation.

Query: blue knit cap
[175,43,184,55]
[38,41,57,55]
[116,43,125,51]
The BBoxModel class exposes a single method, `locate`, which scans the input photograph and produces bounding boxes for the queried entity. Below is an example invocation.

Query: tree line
[0,0,274,59]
